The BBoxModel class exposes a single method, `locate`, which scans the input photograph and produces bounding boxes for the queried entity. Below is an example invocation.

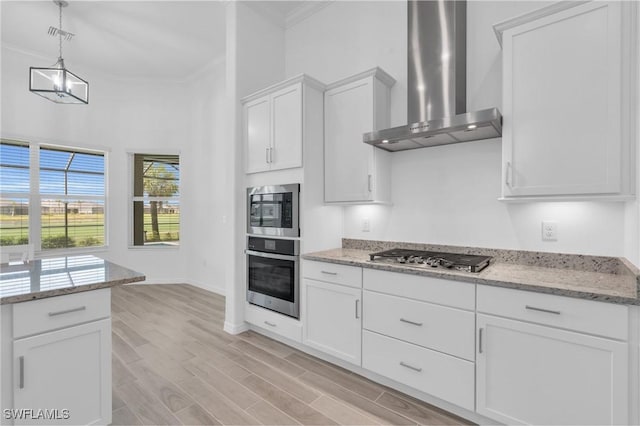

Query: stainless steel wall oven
[246,236,299,319]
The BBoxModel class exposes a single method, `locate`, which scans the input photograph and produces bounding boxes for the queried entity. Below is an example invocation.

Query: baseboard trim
[224,321,249,335]
[186,279,226,296]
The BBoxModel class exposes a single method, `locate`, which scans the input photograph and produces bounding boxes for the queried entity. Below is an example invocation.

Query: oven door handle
[245,249,299,262]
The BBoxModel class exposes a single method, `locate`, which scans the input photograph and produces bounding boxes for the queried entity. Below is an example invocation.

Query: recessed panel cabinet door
[13,319,111,425]
[271,83,302,171]
[303,278,362,365]
[502,1,629,197]
[244,96,271,174]
[324,79,375,202]
[476,314,628,425]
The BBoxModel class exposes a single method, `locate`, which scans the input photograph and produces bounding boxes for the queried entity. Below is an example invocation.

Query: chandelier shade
[30,64,89,104]
[29,0,89,104]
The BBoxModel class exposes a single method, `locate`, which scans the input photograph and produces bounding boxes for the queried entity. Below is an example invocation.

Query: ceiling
[1,1,319,80]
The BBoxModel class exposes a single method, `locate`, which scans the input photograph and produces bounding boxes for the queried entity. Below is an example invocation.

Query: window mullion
[30,143,41,251]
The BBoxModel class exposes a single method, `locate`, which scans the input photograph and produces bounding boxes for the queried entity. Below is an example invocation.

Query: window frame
[128,151,181,250]
[0,137,109,256]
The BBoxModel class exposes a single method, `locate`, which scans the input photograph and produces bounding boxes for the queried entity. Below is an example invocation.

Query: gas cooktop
[369,248,492,273]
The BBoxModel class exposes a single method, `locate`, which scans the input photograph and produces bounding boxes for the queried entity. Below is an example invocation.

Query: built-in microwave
[247,184,299,238]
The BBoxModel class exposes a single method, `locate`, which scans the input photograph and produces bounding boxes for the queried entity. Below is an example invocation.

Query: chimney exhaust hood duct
[364,0,502,152]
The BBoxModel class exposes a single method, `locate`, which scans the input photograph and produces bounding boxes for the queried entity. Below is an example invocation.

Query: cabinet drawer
[303,260,362,288]
[13,288,111,339]
[362,330,474,411]
[245,303,302,343]
[363,268,474,310]
[477,285,628,340]
[363,291,475,361]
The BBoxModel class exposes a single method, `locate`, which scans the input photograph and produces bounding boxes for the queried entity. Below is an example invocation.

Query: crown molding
[285,1,334,28]
[243,0,334,29]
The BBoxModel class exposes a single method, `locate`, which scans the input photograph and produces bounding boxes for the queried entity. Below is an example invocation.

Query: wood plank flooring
[111,284,472,426]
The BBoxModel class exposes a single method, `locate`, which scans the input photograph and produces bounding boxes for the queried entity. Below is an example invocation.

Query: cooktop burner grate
[369,248,492,273]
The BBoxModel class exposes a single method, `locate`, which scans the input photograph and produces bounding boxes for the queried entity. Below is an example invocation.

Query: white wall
[224,1,286,333]
[285,1,636,259]
[0,45,218,282]
[183,59,227,294]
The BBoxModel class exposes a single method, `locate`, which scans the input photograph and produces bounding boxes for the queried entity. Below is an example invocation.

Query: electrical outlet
[542,221,557,241]
[362,217,370,232]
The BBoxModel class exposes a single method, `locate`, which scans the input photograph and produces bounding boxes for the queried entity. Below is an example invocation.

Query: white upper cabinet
[496,1,637,200]
[243,75,324,174]
[324,68,395,203]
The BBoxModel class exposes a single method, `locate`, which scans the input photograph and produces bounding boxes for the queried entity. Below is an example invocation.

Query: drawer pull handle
[399,361,422,372]
[399,318,423,326]
[355,299,360,319]
[525,305,561,315]
[48,306,86,317]
[264,321,276,327]
[479,328,484,354]
[18,356,24,389]
[321,270,338,276]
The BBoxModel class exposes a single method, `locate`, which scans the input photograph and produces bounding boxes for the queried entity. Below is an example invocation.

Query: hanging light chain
[58,1,63,60]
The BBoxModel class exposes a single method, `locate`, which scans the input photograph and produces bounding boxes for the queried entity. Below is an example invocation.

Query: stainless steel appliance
[363,0,502,152]
[247,184,299,238]
[246,236,300,319]
[369,248,492,273]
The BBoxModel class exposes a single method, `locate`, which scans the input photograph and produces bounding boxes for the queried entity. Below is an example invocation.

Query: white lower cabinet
[13,319,112,425]
[361,269,476,411]
[476,313,628,425]
[2,289,113,426]
[245,303,302,343]
[362,330,475,411]
[303,279,362,365]
[296,261,634,424]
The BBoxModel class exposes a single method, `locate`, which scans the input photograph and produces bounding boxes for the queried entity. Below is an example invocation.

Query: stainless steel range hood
[364,0,502,152]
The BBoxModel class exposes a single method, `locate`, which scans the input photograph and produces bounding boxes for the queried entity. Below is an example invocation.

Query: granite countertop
[0,255,145,304]
[302,240,640,305]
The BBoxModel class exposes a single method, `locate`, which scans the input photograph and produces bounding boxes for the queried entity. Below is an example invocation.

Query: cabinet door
[476,314,628,425]
[271,83,302,171]
[244,96,271,174]
[303,279,361,365]
[502,2,624,197]
[13,319,111,425]
[324,78,375,202]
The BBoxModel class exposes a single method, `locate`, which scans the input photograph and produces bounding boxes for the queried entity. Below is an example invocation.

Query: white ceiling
[1,1,312,80]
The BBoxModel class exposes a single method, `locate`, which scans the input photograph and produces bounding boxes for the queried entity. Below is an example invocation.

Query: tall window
[0,139,106,251]
[40,146,105,249]
[131,154,180,247]
[0,141,30,246]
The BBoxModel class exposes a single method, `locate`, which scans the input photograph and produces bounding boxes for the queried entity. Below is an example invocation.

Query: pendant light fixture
[29,0,89,104]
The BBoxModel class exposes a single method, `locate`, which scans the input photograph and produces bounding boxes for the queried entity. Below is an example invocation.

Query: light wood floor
[110,284,472,426]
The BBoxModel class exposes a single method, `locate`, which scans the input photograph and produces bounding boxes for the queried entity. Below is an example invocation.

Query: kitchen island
[0,255,144,425]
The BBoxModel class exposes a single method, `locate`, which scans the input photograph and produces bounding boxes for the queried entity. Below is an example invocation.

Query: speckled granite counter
[0,255,145,304]
[302,240,640,305]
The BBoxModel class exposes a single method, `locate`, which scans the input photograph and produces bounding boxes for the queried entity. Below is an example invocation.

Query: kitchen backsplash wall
[285,1,637,261]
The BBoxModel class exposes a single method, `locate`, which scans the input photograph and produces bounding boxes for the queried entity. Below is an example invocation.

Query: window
[40,146,105,249]
[0,141,30,246]
[0,139,106,251]
[131,154,180,247]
